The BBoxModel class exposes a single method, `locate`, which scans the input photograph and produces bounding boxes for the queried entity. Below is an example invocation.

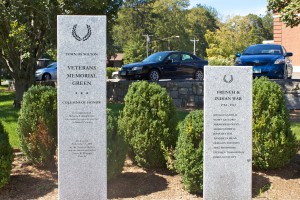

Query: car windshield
[142,52,169,63]
[46,63,57,68]
[243,45,282,55]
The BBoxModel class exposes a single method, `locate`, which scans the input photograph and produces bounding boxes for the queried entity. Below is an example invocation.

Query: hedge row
[14,78,298,193]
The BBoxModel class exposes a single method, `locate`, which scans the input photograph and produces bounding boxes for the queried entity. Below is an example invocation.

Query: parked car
[235,44,293,79]
[111,71,119,79]
[35,62,57,81]
[119,51,208,81]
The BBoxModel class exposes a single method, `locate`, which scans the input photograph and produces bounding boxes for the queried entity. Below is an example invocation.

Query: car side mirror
[285,52,293,57]
[235,53,241,57]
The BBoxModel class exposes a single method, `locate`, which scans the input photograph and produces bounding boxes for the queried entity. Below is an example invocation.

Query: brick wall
[274,16,300,67]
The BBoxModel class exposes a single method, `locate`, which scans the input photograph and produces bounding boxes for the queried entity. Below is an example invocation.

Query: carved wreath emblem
[72,24,92,41]
[223,75,233,83]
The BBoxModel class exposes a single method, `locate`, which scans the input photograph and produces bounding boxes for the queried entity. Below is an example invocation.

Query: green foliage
[107,109,127,180]
[291,122,300,141]
[123,37,146,64]
[118,81,177,168]
[113,0,218,60]
[267,0,300,28]
[208,56,234,66]
[0,0,122,105]
[174,110,204,194]
[18,85,57,167]
[0,88,19,148]
[186,6,218,57]
[0,122,13,189]
[107,67,118,78]
[253,77,298,169]
[206,14,271,59]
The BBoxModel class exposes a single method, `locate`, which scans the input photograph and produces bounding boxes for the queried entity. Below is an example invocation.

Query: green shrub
[174,110,204,194]
[0,122,13,189]
[18,85,57,167]
[208,56,234,66]
[107,67,118,79]
[118,81,177,168]
[107,109,127,180]
[253,77,298,169]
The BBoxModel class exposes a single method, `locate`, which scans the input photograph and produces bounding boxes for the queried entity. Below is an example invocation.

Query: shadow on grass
[108,172,168,199]
[0,174,57,199]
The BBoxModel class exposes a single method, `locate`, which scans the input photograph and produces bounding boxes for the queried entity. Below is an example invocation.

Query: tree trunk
[13,76,34,108]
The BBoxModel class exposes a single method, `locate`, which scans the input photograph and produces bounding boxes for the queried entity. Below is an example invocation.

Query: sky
[189,0,268,17]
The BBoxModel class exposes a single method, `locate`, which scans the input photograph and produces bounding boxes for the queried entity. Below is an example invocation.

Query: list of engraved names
[211,90,244,159]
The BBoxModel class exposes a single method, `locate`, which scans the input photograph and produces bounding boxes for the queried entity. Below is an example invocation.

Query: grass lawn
[291,122,300,141]
[0,84,20,148]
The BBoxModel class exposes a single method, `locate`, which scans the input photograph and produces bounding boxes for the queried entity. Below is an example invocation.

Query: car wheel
[42,73,51,81]
[112,74,119,79]
[194,69,204,81]
[148,69,160,81]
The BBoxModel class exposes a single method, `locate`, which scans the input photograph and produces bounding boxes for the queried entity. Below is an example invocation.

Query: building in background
[274,15,300,72]
[108,53,124,68]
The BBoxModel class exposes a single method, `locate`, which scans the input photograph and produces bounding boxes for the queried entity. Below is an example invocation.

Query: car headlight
[35,71,42,75]
[274,58,285,64]
[132,66,143,71]
[235,58,242,65]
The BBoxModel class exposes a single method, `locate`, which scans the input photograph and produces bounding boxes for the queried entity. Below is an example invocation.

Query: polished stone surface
[57,15,107,200]
[204,66,252,200]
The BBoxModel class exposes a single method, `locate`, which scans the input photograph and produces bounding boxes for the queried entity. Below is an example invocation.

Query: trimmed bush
[107,67,118,79]
[253,77,298,169]
[118,81,177,168]
[107,109,127,180]
[174,110,204,194]
[18,85,57,167]
[208,56,234,66]
[0,122,13,189]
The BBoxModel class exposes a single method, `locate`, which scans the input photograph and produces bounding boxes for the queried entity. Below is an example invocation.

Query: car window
[282,46,287,55]
[243,45,282,55]
[167,53,181,62]
[181,54,194,61]
[143,52,169,62]
[47,63,57,69]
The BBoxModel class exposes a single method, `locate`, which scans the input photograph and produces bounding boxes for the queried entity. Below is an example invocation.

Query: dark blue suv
[235,44,293,79]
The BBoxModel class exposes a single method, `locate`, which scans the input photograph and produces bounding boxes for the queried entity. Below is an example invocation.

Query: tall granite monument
[57,16,107,200]
[204,66,252,200]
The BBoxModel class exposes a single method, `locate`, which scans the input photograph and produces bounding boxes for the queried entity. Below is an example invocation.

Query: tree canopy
[113,0,218,64]
[267,0,300,27]
[0,0,122,106]
[205,14,273,62]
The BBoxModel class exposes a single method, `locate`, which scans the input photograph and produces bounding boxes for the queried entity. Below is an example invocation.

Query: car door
[180,53,196,77]
[163,52,181,78]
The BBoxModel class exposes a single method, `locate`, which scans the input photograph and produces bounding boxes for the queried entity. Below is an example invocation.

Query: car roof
[249,44,282,47]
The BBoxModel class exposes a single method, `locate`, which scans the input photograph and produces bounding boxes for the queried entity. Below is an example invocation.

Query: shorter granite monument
[204,66,252,200]
[57,16,107,200]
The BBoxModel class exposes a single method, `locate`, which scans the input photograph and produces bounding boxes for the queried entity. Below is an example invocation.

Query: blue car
[35,62,57,81]
[235,44,293,79]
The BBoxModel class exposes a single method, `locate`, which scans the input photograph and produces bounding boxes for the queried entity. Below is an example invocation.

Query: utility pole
[143,34,153,57]
[190,38,199,55]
